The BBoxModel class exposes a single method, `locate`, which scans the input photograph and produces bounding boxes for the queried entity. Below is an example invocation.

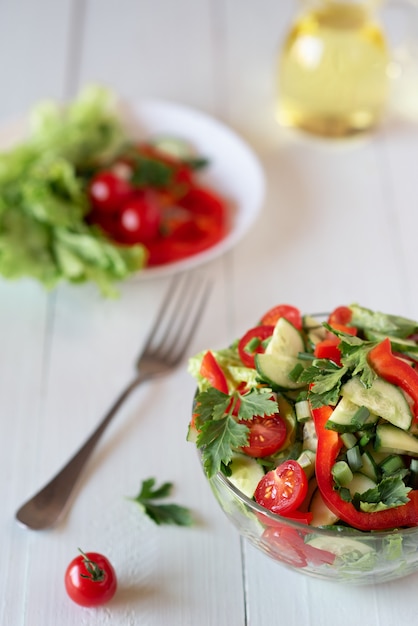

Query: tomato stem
[78,548,106,582]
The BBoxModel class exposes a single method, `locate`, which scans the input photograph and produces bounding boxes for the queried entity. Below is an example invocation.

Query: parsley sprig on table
[299,326,378,408]
[131,478,193,526]
[194,387,278,478]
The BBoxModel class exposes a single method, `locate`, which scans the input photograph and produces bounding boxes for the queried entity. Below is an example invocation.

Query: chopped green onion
[341,432,357,449]
[380,454,405,476]
[332,461,353,487]
[347,445,363,472]
[295,400,312,422]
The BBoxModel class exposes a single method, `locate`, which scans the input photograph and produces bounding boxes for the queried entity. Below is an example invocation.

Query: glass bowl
[203,458,418,584]
[191,306,418,585]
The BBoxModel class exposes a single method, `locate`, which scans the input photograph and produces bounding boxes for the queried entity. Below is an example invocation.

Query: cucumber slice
[303,315,327,346]
[256,317,306,389]
[306,533,374,559]
[347,472,377,497]
[266,317,305,357]
[255,353,306,389]
[375,424,418,456]
[360,451,379,482]
[296,449,316,480]
[326,396,378,433]
[365,330,418,353]
[341,376,413,431]
[150,136,195,160]
[309,488,339,527]
[227,453,265,498]
[276,394,297,450]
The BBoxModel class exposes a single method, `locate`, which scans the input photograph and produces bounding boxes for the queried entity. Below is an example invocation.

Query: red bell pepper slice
[199,350,228,394]
[312,405,418,530]
[314,338,342,366]
[368,337,418,422]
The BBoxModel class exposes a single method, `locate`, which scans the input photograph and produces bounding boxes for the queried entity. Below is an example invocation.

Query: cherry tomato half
[262,524,335,568]
[240,413,287,457]
[64,550,117,607]
[238,325,275,369]
[113,192,161,245]
[260,305,302,330]
[254,460,308,515]
[327,306,352,327]
[262,526,308,568]
[88,170,133,213]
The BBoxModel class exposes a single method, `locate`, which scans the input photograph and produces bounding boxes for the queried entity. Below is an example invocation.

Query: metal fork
[15,273,211,530]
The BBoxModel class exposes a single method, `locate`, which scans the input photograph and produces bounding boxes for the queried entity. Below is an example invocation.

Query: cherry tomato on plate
[240,413,287,458]
[113,192,161,245]
[65,550,117,607]
[88,170,133,213]
[238,325,275,369]
[254,460,308,515]
[260,305,302,330]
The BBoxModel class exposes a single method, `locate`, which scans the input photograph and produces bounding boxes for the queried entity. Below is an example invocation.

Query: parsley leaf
[299,359,347,407]
[197,416,249,477]
[194,386,278,478]
[131,478,193,526]
[355,474,412,513]
[298,326,378,407]
[236,388,278,420]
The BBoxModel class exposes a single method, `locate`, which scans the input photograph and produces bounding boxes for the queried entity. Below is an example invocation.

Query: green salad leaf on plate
[0,85,147,296]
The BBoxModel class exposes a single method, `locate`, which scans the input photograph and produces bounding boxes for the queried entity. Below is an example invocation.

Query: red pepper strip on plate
[368,338,418,422]
[312,405,418,530]
[199,350,228,394]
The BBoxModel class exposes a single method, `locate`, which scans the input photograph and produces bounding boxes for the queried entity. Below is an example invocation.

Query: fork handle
[15,374,148,530]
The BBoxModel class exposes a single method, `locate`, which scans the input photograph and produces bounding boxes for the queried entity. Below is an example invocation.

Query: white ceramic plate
[121,99,266,278]
[0,99,266,280]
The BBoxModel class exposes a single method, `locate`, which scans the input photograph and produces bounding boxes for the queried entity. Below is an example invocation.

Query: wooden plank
[0,0,74,119]
[78,0,218,114]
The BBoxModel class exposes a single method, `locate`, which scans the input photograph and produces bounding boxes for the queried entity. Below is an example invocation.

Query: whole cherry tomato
[88,170,133,213]
[64,550,117,607]
[114,192,161,244]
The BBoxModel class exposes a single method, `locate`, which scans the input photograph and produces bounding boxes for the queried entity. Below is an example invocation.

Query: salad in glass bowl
[188,304,418,584]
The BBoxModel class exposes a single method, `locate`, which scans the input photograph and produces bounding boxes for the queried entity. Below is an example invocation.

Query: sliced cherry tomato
[64,550,117,607]
[262,526,308,568]
[240,413,287,458]
[88,170,133,213]
[255,460,308,515]
[262,524,335,567]
[328,306,352,327]
[260,305,302,330]
[238,325,275,369]
[113,192,161,245]
[199,350,228,394]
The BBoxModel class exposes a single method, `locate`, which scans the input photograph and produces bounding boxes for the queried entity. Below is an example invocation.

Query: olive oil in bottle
[277,2,390,137]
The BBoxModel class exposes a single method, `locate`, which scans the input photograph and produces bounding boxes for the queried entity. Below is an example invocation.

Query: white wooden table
[2,1,418,624]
